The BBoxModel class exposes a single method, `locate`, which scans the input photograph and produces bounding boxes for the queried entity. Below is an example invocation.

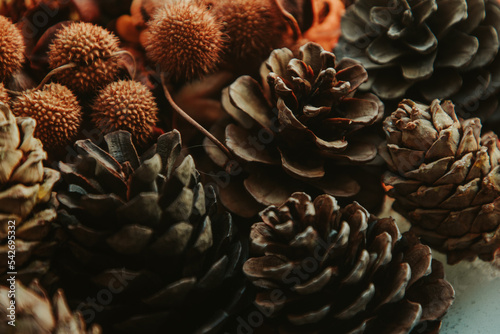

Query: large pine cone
[0,279,101,333]
[380,99,500,264]
[204,42,383,217]
[243,192,454,334]
[336,0,500,119]
[56,130,248,333]
[0,102,60,284]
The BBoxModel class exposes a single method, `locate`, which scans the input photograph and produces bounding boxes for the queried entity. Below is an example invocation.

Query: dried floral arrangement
[0,0,499,333]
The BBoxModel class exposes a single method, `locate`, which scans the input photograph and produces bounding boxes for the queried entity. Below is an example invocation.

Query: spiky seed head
[0,15,25,80]
[91,80,159,145]
[0,82,8,103]
[144,0,225,81]
[48,22,121,92]
[11,83,82,150]
[212,0,286,60]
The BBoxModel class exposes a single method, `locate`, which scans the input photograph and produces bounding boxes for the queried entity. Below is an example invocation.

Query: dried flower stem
[161,73,237,166]
[36,63,77,90]
[272,0,301,40]
[109,50,137,80]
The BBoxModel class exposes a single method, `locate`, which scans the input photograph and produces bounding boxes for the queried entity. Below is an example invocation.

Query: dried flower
[91,80,159,145]
[0,15,25,80]
[11,83,82,150]
[48,22,121,92]
[144,0,225,81]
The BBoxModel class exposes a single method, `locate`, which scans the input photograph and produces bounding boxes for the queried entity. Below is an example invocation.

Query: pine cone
[0,102,60,284]
[380,99,500,264]
[56,130,248,333]
[243,192,455,334]
[336,0,500,119]
[204,42,383,217]
[0,279,101,334]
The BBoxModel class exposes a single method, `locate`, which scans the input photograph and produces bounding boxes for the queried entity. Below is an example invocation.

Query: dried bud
[91,80,159,145]
[48,22,121,92]
[11,83,82,150]
[0,15,25,80]
[212,0,286,60]
[144,0,224,81]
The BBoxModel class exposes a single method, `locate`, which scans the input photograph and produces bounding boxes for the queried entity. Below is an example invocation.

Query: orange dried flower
[144,0,224,81]
[48,22,121,92]
[0,15,25,80]
[91,80,158,145]
[11,83,82,150]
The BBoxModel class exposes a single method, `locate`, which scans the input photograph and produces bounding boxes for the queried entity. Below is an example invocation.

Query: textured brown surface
[48,22,121,92]
[0,15,24,80]
[91,80,159,145]
[11,83,82,150]
[144,0,224,81]
[381,99,500,264]
[244,192,454,333]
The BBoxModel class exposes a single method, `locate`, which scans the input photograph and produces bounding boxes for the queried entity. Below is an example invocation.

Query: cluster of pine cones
[0,0,499,333]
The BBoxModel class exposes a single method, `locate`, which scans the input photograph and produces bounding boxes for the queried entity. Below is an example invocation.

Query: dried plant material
[244,192,455,333]
[48,22,121,92]
[11,83,82,150]
[0,15,25,80]
[91,80,159,146]
[144,0,225,81]
[381,99,500,264]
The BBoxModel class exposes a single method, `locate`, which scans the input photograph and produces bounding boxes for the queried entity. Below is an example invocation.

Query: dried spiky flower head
[211,0,286,60]
[0,82,8,103]
[0,15,25,80]
[48,22,121,92]
[11,83,82,150]
[91,80,158,145]
[144,0,224,81]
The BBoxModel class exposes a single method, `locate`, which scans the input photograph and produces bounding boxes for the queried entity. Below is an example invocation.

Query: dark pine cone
[336,0,500,120]
[204,42,384,217]
[55,130,248,333]
[243,192,454,334]
[380,99,500,264]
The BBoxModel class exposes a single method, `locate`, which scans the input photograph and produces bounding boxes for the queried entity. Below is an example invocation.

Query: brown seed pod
[0,82,8,103]
[0,15,25,81]
[144,0,225,81]
[11,83,82,150]
[48,22,121,92]
[91,80,159,145]
[212,0,287,60]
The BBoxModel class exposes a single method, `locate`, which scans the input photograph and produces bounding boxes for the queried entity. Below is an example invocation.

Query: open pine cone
[0,102,60,284]
[56,130,248,333]
[380,99,500,264]
[0,279,101,334]
[204,42,383,217]
[336,0,500,119]
[243,192,454,333]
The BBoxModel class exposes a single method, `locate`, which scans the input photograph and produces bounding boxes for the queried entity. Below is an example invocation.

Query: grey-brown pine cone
[0,102,60,284]
[380,99,500,264]
[336,0,500,120]
[204,42,384,217]
[243,192,454,334]
[56,130,248,334]
[0,280,101,334]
